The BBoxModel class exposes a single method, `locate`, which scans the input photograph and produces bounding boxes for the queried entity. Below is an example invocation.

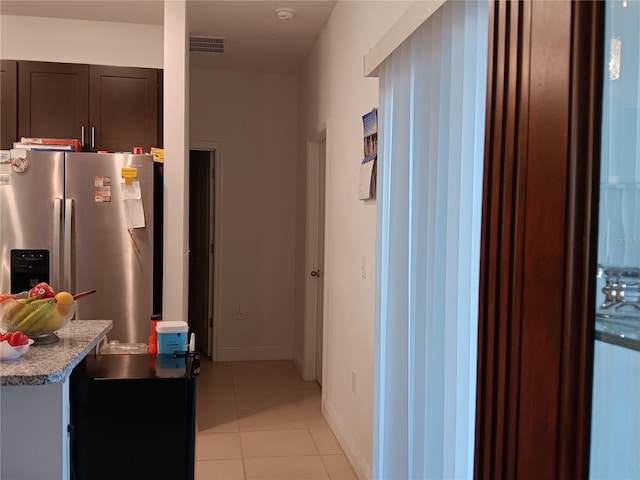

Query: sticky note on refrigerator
[121,167,138,186]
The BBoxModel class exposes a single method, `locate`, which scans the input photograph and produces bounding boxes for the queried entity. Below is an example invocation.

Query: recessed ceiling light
[275,7,295,21]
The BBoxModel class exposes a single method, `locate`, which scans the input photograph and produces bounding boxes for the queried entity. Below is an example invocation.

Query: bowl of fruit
[0,331,34,361]
[0,283,94,345]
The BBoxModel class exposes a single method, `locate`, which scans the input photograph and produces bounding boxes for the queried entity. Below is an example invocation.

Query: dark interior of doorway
[188,150,213,357]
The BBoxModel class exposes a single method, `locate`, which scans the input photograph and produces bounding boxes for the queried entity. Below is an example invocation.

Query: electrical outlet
[352,371,357,394]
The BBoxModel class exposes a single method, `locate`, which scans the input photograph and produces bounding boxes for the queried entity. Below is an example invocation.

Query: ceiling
[0,0,337,73]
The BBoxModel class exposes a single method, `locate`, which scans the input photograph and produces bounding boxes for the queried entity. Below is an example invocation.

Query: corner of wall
[323,398,373,480]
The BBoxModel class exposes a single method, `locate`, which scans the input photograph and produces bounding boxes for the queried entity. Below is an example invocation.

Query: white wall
[0,15,163,68]
[163,0,190,329]
[297,2,412,478]
[190,67,298,361]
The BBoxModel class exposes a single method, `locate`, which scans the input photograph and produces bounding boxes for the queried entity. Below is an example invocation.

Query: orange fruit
[55,292,74,305]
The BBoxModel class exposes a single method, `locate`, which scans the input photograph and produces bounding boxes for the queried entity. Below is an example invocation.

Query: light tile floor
[195,359,358,480]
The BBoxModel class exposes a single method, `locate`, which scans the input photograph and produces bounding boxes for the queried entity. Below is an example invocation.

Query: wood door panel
[517,2,572,475]
[18,61,89,142]
[1,60,17,149]
[89,65,158,152]
[475,1,603,479]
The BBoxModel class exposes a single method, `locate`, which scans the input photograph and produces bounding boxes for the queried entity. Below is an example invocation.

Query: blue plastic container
[156,321,188,354]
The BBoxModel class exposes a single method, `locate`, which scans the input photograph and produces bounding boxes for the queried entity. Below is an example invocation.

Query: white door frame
[303,126,327,382]
[190,141,223,360]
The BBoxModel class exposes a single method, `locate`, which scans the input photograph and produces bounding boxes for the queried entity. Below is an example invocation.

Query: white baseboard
[216,346,292,362]
[322,396,372,480]
[293,349,304,377]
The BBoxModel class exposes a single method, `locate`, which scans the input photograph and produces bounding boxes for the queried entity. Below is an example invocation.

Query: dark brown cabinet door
[89,65,159,152]
[18,61,89,144]
[0,60,18,149]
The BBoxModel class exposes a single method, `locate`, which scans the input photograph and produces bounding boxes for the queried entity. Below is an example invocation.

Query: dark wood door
[1,60,18,149]
[89,65,159,153]
[474,1,603,479]
[17,61,89,144]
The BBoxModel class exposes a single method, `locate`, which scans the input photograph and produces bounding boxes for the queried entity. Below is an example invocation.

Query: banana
[6,301,37,327]
[4,297,57,331]
[17,296,43,305]
[31,298,56,306]
[29,302,59,333]
[0,299,23,320]
[44,307,66,331]
[14,300,55,333]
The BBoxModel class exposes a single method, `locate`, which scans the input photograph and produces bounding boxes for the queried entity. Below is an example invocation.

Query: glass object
[590,2,640,479]
[594,0,640,340]
[596,183,640,338]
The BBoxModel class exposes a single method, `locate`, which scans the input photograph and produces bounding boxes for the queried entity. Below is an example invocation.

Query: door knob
[310,270,320,277]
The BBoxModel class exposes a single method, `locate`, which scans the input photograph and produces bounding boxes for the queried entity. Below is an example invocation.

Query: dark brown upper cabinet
[18,61,160,152]
[1,60,18,150]
[89,65,159,153]
[18,61,89,147]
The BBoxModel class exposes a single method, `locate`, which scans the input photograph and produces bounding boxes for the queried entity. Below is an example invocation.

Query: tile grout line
[197,361,343,479]
[309,426,333,479]
[231,362,249,479]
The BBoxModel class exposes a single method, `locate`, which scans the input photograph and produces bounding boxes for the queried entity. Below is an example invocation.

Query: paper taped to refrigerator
[121,180,145,228]
[121,180,141,200]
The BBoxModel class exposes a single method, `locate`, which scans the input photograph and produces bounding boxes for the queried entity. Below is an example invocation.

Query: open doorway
[188,148,216,357]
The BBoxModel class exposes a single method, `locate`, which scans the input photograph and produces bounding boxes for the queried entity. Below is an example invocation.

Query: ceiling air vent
[190,36,225,53]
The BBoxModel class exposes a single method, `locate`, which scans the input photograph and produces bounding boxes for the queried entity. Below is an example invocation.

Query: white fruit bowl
[0,338,35,361]
[0,299,76,342]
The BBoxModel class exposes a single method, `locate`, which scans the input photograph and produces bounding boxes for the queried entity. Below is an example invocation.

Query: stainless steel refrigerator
[0,151,161,343]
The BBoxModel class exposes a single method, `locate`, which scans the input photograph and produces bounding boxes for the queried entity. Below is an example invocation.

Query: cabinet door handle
[91,126,95,149]
[81,126,85,147]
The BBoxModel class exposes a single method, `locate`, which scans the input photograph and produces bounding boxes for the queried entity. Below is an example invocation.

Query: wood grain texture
[17,61,89,143]
[89,65,159,152]
[475,1,603,478]
[1,60,18,150]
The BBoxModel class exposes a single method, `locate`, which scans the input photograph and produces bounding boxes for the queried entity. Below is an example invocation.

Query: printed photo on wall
[359,108,378,200]
[363,108,378,157]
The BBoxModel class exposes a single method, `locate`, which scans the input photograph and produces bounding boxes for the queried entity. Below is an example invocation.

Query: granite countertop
[0,320,112,386]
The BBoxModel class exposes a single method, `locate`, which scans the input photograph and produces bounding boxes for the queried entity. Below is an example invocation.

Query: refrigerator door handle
[91,127,95,149]
[52,198,63,291]
[64,199,74,293]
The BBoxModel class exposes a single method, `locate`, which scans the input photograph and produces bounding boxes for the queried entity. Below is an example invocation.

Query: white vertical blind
[373,1,488,479]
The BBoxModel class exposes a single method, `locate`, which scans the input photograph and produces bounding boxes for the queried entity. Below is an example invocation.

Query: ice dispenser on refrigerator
[10,250,49,293]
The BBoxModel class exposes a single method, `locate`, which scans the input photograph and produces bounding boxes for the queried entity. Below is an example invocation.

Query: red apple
[28,282,56,299]
[0,293,16,304]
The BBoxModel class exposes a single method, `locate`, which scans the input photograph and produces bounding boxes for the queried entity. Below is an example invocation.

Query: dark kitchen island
[70,351,199,480]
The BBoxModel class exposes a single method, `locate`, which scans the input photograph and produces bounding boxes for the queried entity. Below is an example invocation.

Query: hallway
[195,359,357,480]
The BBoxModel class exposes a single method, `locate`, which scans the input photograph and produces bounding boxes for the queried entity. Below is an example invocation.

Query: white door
[303,135,327,383]
[315,140,326,385]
